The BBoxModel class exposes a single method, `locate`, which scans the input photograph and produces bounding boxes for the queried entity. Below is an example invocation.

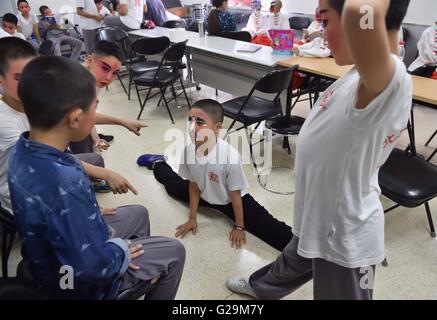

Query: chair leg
[128,71,133,100]
[136,86,152,120]
[170,84,178,104]
[427,148,437,162]
[381,258,388,267]
[1,229,15,278]
[117,73,128,95]
[424,202,436,238]
[224,120,237,140]
[179,79,191,108]
[160,86,175,124]
[425,130,437,146]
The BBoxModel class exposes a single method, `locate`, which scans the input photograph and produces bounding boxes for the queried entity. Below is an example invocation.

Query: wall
[281,0,436,26]
[2,0,434,26]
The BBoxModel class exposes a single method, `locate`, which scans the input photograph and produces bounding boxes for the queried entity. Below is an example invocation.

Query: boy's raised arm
[342,0,395,96]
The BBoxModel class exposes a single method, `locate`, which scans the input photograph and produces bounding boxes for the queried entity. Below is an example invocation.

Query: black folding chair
[379,121,437,239]
[127,36,170,100]
[222,67,296,177]
[134,40,191,123]
[162,19,186,29]
[0,203,16,278]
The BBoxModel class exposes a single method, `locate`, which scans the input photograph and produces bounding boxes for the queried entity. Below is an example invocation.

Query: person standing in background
[77,0,104,54]
[144,0,169,27]
[104,0,147,31]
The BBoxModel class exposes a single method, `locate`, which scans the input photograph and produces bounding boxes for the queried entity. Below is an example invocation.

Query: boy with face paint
[137,99,293,251]
[0,38,137,212]
[227,0,413,300]
[69,41,147,154]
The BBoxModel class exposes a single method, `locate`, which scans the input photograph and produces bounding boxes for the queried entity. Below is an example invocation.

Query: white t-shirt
[408,25,437,72]
[306,20,323,35]
[76,0,102,30]
[243,12,268,37]
[120,0,144,30]
[293,56,412,269]
[16,13,39,39]
[178,139,248,205]
[0,100,30,213]
[267,13,289,31]
[12,31,26,40]
[0,28,12,39]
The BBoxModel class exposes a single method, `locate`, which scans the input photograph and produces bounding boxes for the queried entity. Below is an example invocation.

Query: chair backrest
[131,36,170,56]
[402,23,428,69]
[254,66,299,95]
[410,62,437,78]
[162,40,188,65]
[162,19,186,29]
[289,16,312,30]
[97,27,131,60]
[217,31,252,43]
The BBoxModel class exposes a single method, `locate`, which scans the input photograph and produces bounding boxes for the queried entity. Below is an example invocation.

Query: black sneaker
[98,134,115,144]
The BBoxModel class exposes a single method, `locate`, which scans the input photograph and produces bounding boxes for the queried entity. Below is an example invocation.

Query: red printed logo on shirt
[135,0,142,7]
[382,127,407,149]
[319,89,334,111]
[208,172,219,184]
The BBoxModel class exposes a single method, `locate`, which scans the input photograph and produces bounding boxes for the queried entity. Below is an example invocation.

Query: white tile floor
[3,77,437,300]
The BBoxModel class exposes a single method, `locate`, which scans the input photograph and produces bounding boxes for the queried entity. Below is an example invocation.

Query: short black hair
[2,13,19,26]
[39,5,49,15]
[212,0,226,8]
[18,56,97,130]
[17,0,29,7]
[192,99,224,123]
[328,0,410,30]
[0,37,36,76]
[90,40,123,62]
[94,0,104,4]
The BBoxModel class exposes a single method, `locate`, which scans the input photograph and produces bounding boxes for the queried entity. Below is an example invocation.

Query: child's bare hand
[229,229,246,249]
[95,139,110,152]
[104,169,138,195]
[125,240,144,271]
[100,207,117,216]
[175,218,197,238]
[122,120,147,136]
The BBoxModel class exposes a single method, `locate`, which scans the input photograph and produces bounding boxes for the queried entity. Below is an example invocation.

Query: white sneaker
[226,276,258,299]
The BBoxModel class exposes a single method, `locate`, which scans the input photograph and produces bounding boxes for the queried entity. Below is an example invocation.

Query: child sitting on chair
[243,0,270,46]
[267,1,290,31]
[137,99,293,251]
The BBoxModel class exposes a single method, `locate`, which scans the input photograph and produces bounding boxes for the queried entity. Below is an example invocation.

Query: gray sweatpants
[249,237,375,300]
[104,16,137,32]
[104,205,185,300]
[73,152,104,168]
[47,33,83,61]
